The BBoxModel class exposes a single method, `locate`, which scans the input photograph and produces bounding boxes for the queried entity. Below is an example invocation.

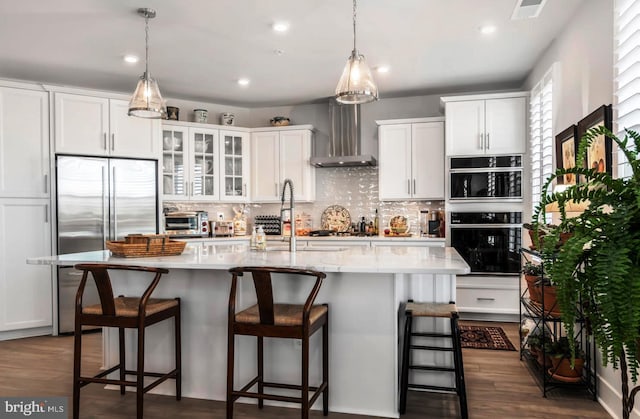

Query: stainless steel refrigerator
[56,155,158,333]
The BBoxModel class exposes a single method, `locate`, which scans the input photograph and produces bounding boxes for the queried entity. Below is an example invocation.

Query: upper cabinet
[377,118,445,201]
[161,122,250,202]
[0,86,50,198]
[442,93,526,156]
[54,93,159,159]
[251,126,315,203]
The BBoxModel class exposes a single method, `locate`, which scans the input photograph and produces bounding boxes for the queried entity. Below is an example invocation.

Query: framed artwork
[576,104,613,176]
[555,124,578,185]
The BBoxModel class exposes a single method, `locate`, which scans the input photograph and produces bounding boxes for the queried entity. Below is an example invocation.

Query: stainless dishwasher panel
[57,266,100,334]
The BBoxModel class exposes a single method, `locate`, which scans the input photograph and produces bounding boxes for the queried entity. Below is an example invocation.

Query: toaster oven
[164,211,209,238]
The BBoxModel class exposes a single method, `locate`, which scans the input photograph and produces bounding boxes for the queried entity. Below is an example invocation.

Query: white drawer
[456,287,519,315]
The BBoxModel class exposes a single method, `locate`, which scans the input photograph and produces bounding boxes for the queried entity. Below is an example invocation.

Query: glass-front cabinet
[161,123,249,202]
[220,130,249,201]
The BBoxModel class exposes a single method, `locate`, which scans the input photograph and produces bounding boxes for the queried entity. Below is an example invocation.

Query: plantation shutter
[615,0,640,179]
[530,69,554,214]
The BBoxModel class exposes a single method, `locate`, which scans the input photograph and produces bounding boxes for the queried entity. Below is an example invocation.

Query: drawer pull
[476,297,496,301]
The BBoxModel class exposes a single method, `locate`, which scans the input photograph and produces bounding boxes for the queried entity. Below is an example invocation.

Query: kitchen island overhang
[28,242,469,418]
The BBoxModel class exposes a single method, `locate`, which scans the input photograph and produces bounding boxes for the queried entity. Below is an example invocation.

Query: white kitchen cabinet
[251,126,315,203]
[377,118,444,201]
[54,93,159,158]
[0,198,52,335]
[442,94,526,156]
[162,123,250,202]
[0,86,50,198]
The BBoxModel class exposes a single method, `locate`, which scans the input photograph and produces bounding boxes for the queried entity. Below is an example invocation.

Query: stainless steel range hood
[310,100,376,167]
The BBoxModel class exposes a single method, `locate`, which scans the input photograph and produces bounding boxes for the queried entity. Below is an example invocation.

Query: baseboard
[0,326,52,341]
[596,369,640,419]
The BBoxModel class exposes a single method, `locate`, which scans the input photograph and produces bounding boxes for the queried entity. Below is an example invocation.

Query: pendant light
[128,8,166,119]
[335,0,378,104]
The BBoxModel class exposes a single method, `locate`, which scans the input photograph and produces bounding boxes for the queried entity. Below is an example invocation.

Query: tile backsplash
[165,167,444,235]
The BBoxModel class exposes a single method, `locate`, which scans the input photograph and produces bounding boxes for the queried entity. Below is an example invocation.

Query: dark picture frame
[576,104,613,176]
[555,124,578,185]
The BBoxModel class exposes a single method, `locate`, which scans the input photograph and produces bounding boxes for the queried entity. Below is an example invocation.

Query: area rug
[459,325,516,351]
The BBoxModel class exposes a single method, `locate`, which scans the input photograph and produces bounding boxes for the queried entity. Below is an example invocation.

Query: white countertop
[28,242,469,275]
[181,235,446,243]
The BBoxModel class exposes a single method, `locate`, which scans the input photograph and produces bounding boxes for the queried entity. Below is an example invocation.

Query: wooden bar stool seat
[72,263,182,419]
[226,266,329,419]
[400,300,468,419]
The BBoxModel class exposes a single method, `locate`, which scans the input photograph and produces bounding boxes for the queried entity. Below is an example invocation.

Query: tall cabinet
[251,126,315,203]
[377,118,445,200]
[0,83,52,339]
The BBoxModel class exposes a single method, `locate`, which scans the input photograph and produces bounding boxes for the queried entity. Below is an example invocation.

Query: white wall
[524,1,632,418]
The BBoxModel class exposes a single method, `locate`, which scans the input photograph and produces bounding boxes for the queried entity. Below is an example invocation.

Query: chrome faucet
[280,179,296,252]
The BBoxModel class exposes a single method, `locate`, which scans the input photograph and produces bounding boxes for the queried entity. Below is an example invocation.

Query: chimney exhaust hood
[310,100,377,167]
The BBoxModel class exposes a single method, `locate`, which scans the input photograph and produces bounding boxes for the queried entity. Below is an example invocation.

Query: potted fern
[532,126,640,419]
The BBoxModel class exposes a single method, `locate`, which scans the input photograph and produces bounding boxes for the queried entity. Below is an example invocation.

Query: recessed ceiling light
[480,25,497,35]
[272,22,289,33]
[123,54,139,64]
[376,66,390,74]
[238,78,250,86]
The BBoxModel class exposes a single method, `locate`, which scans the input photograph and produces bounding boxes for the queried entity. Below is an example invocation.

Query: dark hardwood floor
[0,322,610,418]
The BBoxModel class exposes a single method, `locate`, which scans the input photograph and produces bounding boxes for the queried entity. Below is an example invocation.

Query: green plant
[522,261,543,276]
[546,336,585,359]
[527,327,552,350]
[532,126,640,419]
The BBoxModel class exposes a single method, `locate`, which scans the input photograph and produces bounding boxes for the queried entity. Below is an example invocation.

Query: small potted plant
[547,336,585,380]
[522,261,543,303]
[526,327,553,367]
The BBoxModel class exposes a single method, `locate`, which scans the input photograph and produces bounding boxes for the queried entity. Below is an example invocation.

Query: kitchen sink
[263,246,348,252]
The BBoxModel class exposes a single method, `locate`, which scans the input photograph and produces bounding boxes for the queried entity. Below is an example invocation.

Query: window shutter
[530,69,554,215]
[615,0,640,178]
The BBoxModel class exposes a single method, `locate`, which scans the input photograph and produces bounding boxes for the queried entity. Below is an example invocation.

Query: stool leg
[301,334,310,419]
[399,310,413,414]
[72,319,82,419]
[322,313,329,416]
[175,301,182,401]
[451,313,468,419]
[119,327,126,395]
[257,336,264,409]
[136,326,145,419]
[226,330,235,419]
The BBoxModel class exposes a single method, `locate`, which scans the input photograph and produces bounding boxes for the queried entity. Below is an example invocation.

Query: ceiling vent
[511,0,547,20]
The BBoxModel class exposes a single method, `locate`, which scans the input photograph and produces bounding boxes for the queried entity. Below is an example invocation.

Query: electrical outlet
[217,212,225,221]
[293,339,302,350]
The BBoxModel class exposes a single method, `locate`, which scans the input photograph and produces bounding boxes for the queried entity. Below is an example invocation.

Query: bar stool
[72,264,181,419]
[399,300,468,419]
[226,266,329,419]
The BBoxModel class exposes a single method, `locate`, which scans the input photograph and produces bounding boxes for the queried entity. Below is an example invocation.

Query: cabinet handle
[44,204,48,223]
[185,182,188,196]
[191,182,194,196]
[111,133,115,151]
[476,297,495,301]
[103,133,107,150]
[407,179,410,194]
[44,174,48,194]
[243,183,247,197]
[486,133,490,150]
[479,133,484,150]
[413,179,416,195]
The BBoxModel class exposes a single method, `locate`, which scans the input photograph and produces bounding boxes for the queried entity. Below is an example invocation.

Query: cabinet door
[220,131,250,202]
[0,198,52,332]
[251,131,280,202]
[412,122,445,199]
[0,87,50,198]
[484,97,526,155]
[109,99,159,159]
[378,124,412,200]
[189,127,219,201]
[161,125,189,199]
[280,130,314,202]
[54,93,109,155]
[445,100,485,156]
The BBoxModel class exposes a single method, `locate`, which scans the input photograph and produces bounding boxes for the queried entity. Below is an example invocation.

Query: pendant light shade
[128,8,166,119]
[335,0,378,104]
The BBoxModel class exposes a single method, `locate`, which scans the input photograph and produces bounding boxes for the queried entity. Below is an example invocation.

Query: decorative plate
[389,215,410,233]
[321,205,351,232]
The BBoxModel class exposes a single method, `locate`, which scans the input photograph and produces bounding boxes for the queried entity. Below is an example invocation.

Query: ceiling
[0,0,584,107]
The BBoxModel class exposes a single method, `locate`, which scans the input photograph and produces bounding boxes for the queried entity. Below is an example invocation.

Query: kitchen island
[28,242,469,418]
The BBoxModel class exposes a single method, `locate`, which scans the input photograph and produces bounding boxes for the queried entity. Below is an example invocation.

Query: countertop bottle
[374,209,379,235]
[250,226,257,249]
[256,225,266,250]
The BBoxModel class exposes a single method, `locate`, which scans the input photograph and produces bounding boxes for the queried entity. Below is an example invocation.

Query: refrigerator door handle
[112,166,118,240]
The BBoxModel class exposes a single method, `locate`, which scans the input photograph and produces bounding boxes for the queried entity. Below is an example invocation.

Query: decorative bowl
[270,116,290,126]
